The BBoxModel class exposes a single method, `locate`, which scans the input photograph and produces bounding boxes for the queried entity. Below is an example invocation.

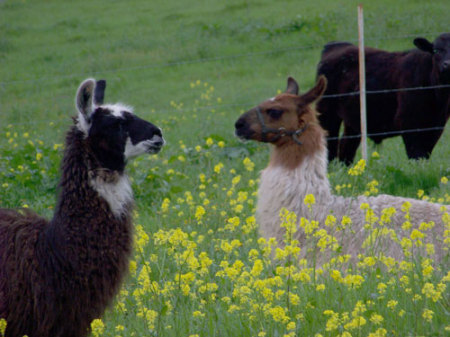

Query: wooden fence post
[358,4,368,162]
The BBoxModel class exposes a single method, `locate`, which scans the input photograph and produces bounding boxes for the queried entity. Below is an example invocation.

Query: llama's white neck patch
[90,174,133,217]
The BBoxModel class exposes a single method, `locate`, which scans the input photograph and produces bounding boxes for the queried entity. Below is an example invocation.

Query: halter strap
[256,107,308,145]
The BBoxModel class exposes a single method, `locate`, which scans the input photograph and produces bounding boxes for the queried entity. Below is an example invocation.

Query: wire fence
[1,31,447,87]
[325,126,447,142]
[1,24,449,143]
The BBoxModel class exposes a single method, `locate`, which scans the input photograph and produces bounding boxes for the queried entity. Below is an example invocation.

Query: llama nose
[443,60,450,69]
[152,135,165,148]
[235,118,247,130]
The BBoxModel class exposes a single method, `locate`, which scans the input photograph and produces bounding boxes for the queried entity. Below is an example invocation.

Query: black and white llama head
[75,78,164,171]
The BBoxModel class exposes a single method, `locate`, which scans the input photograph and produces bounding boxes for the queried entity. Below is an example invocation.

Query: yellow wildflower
[377,282,387,294]
[0,319,6,336]
[422,309,433,322]
[387,300,398,310]
[243,157,255,171]
[232,175,241,186]
[205,137,214,146]
[90,319,105,337]
[268,306,289,323]
[193,311,205,318]
[161,198,170,213]
[410,229,425,240]
[348,159,366,176]
[325,214,336,227]
[214,162,224,173]
[368,328,387,337]
[195,206,206,222]
[304,194,315,208]
[286,322,296,331]
[316,284,325,291]
[251,259,264,277]
[370,313,384,325]
[330,269,342,282]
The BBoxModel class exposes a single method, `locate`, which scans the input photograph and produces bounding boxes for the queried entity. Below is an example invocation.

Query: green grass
[1,0,449,336]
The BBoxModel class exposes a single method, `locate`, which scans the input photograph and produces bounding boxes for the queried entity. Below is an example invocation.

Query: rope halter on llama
[256,107,308,145]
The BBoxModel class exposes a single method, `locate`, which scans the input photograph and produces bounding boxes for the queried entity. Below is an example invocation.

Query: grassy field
[1,0,449,336]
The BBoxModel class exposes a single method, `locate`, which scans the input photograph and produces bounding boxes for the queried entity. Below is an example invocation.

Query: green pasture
[0,0,449,336]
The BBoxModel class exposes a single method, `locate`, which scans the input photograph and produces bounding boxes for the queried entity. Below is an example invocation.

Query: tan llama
[235,76,449,265]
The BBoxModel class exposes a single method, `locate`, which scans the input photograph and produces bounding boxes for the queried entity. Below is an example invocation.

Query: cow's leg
[402,129,443,160]
[318,100,342,162]
[339,124,361,165]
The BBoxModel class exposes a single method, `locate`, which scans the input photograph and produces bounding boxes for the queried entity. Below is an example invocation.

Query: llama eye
[267,109,283,119]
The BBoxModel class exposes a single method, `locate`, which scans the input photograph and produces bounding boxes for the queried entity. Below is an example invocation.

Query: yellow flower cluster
[2,107,448,337]
[348,159,366,176]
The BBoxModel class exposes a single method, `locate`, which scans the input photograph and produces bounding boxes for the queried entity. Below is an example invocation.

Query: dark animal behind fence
[0,79,164,337]
[317,32,450,165]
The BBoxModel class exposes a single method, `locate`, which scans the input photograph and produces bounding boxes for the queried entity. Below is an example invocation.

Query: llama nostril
[151,135,164,147]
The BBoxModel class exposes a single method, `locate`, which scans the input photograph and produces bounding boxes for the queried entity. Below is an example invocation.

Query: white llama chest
[90,175,133,217]
[256,155,333,237]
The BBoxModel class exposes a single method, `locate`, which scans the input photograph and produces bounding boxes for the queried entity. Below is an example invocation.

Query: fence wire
[325,126,446,142]
[1,31,448,87]
[1,28,449,143]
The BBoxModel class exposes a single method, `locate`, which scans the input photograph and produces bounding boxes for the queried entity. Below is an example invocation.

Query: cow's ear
[414,37,434,54]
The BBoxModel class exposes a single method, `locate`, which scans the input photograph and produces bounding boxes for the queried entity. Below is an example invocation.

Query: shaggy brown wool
[0,127,133,337]
[0,77,164,337]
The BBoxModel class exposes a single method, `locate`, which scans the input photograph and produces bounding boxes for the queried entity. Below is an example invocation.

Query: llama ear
[94,79,106,105]
[76,78,96,117]
[286,77,299,95]
[414,37,434,53]
[299,75,327,106]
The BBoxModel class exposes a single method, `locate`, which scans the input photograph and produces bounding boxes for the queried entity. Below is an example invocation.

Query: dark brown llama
[0,78,164,337]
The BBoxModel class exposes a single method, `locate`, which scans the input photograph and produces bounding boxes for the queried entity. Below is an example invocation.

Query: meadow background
[0,0,449,336]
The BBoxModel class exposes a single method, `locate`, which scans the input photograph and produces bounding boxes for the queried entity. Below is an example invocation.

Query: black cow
[316,33,450,165]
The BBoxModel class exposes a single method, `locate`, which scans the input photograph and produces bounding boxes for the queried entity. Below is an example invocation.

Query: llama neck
[268,122,329,174]
[52,126,133,224]
[257,124,334,223]
[38,126,133,316]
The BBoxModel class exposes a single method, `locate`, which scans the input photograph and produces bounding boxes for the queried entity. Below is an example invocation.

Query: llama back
[300,194,447,264]
[364,194,449,260]
[0,208,48,333]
